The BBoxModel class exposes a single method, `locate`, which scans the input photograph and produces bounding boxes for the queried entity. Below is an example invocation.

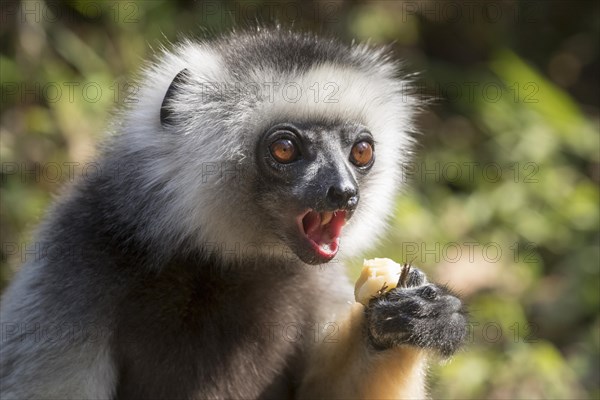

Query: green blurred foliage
[1,0,598,398]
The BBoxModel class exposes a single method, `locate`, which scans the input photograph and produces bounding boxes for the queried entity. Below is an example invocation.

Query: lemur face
[254,121,375,264]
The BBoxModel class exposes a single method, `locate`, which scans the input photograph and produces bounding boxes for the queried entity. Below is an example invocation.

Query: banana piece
[354,258,410,306]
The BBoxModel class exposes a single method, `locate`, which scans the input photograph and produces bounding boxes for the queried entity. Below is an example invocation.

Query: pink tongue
[328,212,346,238]
[302,211,346,247]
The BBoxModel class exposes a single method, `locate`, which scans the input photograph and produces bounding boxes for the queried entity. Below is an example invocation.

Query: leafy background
[1,1,598,398]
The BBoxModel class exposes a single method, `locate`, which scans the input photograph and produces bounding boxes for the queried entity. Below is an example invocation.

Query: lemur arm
[297,302,427,399]
[298,264,467,399]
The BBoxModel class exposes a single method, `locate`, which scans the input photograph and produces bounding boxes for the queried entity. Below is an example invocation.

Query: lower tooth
[321,244,330,252]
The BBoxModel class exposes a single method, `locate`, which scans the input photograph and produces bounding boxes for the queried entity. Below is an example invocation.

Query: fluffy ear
[160,69,189,126]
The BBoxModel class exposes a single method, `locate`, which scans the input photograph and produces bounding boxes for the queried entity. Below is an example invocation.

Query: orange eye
[270,138,298,164]
[350,141,373,167]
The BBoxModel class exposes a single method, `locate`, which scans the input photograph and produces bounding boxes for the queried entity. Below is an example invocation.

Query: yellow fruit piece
[354,258,402,306]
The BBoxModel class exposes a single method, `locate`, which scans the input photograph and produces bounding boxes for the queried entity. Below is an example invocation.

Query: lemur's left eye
[350,141,374,167]
[270,138,299,164]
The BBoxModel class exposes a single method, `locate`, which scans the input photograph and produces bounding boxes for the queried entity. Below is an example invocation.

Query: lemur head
[117,28,417,266]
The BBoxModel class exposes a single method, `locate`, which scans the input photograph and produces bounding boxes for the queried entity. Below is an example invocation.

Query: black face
[256,121,375,264]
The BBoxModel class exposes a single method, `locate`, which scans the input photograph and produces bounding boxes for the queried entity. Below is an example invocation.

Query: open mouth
[297,210,347,261]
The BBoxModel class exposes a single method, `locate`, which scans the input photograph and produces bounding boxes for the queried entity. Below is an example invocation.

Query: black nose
[326,184,359,210]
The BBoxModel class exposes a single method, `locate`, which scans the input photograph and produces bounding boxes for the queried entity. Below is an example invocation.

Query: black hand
[365,267,468,357]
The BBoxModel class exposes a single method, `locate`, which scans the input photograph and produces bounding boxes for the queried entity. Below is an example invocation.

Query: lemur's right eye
[270,138,299,164]
[350,140,374,168]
